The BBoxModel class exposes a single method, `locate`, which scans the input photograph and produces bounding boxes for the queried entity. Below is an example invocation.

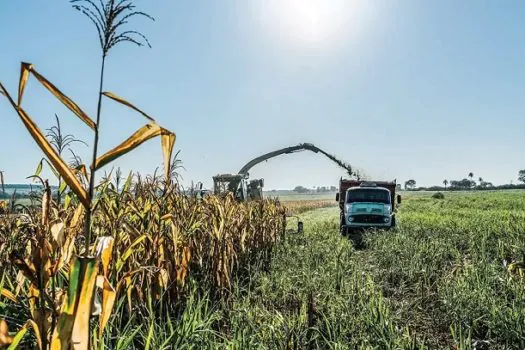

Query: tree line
[404,170,525,191]
[292,185,337,194]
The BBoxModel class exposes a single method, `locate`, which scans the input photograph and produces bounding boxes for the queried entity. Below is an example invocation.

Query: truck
[336,178,401,234]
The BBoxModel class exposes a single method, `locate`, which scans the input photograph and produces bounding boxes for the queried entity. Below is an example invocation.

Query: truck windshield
[346,189,390,204]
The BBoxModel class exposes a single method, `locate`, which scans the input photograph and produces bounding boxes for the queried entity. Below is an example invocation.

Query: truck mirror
[397,195,401,204]
[335,193,340,201]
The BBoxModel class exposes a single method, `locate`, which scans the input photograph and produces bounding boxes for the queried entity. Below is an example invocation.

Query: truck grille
[351,215,385,224]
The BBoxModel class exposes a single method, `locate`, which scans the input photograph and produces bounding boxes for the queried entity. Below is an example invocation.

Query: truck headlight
[348,216,354,222]
[383,217,390,223]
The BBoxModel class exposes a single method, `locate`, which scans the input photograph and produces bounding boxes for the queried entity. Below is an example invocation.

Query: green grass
[223,191,525,348]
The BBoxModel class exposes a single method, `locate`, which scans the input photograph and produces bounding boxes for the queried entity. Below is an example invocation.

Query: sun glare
[257,0,371,48]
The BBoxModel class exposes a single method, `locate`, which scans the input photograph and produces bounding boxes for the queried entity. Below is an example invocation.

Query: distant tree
[478,177,483,183]
[479,180,493,189]
[518,169,525,184]
[468,172,475,189]
[330,186,337,192]
[293,186,309,194]
[443,179,448,190]
[405,179,416,190]
[450,178,475,190]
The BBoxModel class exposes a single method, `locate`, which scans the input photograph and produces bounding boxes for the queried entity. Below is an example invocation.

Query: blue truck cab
[336,179,401,235]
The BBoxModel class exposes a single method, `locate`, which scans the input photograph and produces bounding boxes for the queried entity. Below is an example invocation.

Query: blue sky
[1,0,524,189]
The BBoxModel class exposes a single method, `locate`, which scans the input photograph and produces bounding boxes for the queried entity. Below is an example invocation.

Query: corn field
[0,174,287,348]
[281,199,338,215]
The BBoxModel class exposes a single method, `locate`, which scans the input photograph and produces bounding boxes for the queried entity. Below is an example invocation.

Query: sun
[257,0,369,48]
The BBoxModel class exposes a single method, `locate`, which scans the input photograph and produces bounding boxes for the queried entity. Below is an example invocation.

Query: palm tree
[443,179,448,190]
[468,172,474,190]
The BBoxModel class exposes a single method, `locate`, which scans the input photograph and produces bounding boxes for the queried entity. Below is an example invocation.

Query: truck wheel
[391,215,396,229]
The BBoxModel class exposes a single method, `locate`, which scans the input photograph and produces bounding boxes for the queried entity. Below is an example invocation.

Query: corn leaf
[35,159,44,177]
[95,236,114,277]
[50,257,82,350]
[18,62,31,106]
[71,257,99,350]
[1,288,18,304]
[0,320,13,347]
[70,204,84,229]
[99,277,116,338]
[4,319,41,350]
[59,180,68,194]
[116,234,149,272]
[102,91,156,122]
[162,133,176,183]
[95,123,175,172]
[0,83,90,208]
[21,63,96,130]
[28,320,43,350]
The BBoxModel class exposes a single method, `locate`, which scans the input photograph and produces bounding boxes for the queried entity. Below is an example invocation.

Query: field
[2,189,524,349]
[204,190,525,349]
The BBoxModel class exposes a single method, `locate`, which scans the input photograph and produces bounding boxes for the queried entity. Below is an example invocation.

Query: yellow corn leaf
[18,62,31,105]
[52,235,75,276]
[95,236,114,277]
[71,257,98,350]
[1,288,18,304]
[176,246,191,284]
[51,222,66,249]
[70,203,84,228]
[102,91,156,122]
[98,277,116,338]
[19,63,96,130]
[94,123,175,173]
[0,320,13,347]
[51,257,96,350]
[0,83,90,208]
[162,132,176,183]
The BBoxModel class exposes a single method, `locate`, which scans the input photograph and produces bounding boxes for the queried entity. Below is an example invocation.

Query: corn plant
[43,114,87,206]
[69,0,157,249]
[0,174,287,349]
[0,2,175,348]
